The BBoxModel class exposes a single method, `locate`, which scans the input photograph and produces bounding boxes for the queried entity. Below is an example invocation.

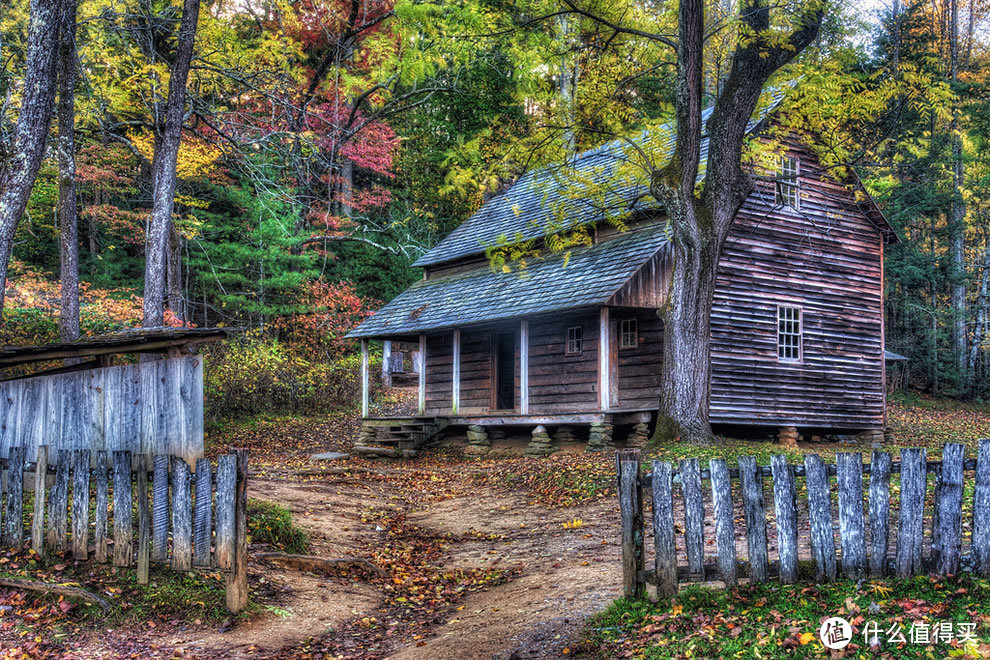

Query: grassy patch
[247,498,310,554]
[577,575,990,658]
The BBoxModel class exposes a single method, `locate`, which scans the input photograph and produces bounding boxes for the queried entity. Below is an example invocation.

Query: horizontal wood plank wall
[424,334,454,415]
[709,140,885,429]
[0,357,205,464]
[458,330,492,414]
[528,312,600,413]
[616,311,663,409]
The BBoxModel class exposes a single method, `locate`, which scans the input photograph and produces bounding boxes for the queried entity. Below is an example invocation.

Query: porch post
[381,340,392,387]
[418,333,426,415]
[451,329,461,414]
[599,308,610,412]
[520,320,529,414]
[360,339,370,419]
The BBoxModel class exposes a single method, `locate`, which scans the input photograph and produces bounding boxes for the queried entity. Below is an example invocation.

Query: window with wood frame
[566,326,583,355]
[776,155,800,209]
[777,306,802,361]
[620,318,638,349]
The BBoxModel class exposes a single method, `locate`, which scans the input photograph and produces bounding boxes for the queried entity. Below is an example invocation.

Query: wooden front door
[494,332,515,410]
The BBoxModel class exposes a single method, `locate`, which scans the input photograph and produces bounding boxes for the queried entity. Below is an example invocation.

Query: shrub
[203,331,377,423]
[247,498,309,554]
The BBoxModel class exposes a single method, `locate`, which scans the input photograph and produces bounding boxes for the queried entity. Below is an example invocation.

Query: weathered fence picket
[771,454,798,584]
[651,461,676,598]
[836,453,865,579]
[679,458,705,577]
[896,448,926,578]
[709,459,737,586]
[152,455,169,562]
[0,444,248,613]
[73,449,91,560]
[94,451,108,563]
[868,451,891,577]
[618,442,990,599]
[975,439,990,577]
[617,450,644,597]
[4,446,24,549]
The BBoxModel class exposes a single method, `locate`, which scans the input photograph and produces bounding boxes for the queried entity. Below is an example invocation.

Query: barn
[348,107,897,455]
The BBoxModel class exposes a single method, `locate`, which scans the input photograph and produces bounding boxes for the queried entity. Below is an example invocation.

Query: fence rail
[0,445,248,613]
[617,440,990,600]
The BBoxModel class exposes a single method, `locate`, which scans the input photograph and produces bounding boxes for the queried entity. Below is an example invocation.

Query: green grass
[578,575,990,658]
[247,498,310,554]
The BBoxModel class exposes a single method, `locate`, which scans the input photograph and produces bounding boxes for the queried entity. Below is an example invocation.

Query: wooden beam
[520,321,529,414]
[599,307,610,412]
[450,413,607,426]
[418,333,426,415]
[381,340,392,388]
[451,330,461,414]
[360,339,369,419]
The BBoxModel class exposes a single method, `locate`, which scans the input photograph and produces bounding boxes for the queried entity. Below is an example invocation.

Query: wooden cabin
[348,108,897,453]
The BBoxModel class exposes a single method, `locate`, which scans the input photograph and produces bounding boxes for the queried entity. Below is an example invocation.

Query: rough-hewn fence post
[617,441,990,598]
[0,445,249,614]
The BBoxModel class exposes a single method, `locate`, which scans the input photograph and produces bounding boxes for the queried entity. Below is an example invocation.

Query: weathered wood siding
[424,334,453,415]
[615,310,663,409]
[459,330,492,414]
[0,357,205,464]
[528,312,599,413]
[709,142,885,430]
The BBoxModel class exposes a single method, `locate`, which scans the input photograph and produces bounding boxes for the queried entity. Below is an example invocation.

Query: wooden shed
[348,104,897,453]
[0,328,228,464]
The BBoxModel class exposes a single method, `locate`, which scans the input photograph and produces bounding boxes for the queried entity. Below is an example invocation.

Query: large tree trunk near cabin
[0,0,64,320]
[57,0,80,342]
[167,223,184,323]
[649,0,822,444]
[657,233,719,444]
[142,0,200,328]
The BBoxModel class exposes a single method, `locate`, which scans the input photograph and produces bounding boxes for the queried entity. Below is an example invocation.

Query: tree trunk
[948,0,967,386]
[0,0,64,319]
[650,0,822,444]
[656,221,719,444]
[57,0,79,342]
[142,0,200,328]
[557,13,579,154]
[167,222,183,323]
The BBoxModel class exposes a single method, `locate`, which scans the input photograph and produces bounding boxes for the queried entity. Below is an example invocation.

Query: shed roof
[0,328,230,368]
[349,228,669,338]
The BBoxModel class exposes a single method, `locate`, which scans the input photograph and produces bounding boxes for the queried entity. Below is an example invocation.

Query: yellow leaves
[562,518,583,529]
[671,604,683,616]
[798,632,816,645]
[127,130,222,180]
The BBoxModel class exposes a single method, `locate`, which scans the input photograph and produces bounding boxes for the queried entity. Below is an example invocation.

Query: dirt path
[389,491,620,659]
[162,457,622,659]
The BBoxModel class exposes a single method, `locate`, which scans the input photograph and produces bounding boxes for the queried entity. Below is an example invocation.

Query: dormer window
[776,155,800,209]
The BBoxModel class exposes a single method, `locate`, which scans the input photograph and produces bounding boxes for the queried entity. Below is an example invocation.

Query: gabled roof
[349,228,669,338]
[414,90,898,269]
[413,110,714,268]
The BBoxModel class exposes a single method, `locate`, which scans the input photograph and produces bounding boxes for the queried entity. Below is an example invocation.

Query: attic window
[778,306,802,361]
[620,318,638,349]
[776,155,800,209]
[566,326,583,355]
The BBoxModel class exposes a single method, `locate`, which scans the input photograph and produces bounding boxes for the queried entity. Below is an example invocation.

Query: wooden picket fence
[617,441,990,600]
[0,445,248,613]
